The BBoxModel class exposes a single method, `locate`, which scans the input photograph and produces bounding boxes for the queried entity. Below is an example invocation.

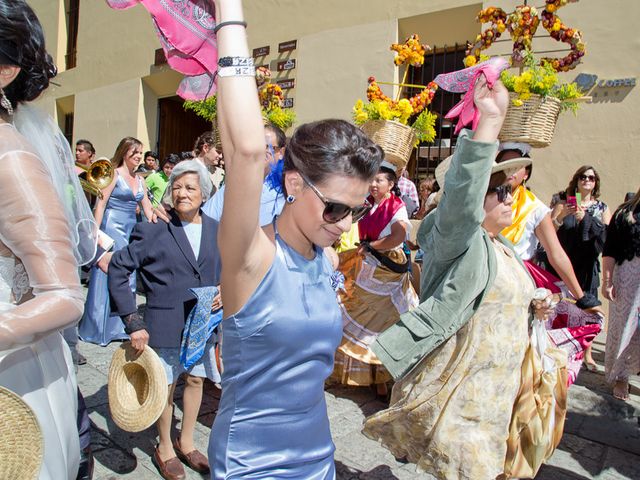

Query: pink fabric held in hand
[434,57,510,134]
[105,0,218,100]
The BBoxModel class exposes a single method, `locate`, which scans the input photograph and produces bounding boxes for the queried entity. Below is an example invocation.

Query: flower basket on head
[353,34,438,171]
[499,92,561,147]
[360,120,417,170]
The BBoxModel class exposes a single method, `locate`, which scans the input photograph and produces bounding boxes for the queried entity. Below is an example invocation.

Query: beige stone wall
[28,0,638,208]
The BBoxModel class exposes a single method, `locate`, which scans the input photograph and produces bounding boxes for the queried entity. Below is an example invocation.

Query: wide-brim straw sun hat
[108,342,168,432]
[0,386,43,479]
[433,153,532,204]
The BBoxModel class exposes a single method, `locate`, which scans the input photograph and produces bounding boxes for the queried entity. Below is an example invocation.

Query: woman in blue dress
[79,137,153,345]
[209,2,383,478]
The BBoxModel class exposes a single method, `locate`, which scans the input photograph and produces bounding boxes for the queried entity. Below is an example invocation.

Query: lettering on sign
[277,79,296,90]
[277,59,296,72]
[278,40,297,52]
[252,45,270,58]
[574,73,636,92]
[283,98,294,109]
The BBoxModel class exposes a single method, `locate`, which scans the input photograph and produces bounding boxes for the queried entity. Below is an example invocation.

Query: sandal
[612,380,630,401]
[583,361,598,373]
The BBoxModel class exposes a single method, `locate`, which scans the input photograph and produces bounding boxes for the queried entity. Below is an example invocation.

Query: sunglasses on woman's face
[487,183,513,203]
[299,172,372,223]
[579,174,596,182]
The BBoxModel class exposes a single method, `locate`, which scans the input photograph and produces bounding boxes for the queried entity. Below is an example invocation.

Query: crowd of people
[0,1,638,480]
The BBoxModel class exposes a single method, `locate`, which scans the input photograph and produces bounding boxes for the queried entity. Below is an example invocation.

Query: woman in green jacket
[364,77,559,479]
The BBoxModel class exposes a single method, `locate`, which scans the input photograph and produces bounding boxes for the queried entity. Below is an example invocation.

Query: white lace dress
[0,123,82,479]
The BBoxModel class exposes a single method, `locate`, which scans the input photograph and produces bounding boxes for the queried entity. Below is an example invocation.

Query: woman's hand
[97,252,113,274]
[574,206,586,222]
[602,283,616,302]
[130,329,149,355]
[531,292,561,321]
[556,202,577,223]
[211,290,223,311]
[473,74,509,121]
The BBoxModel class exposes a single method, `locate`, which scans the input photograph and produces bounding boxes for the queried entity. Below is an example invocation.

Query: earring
[286,194,295,204]
[0,88,13,116]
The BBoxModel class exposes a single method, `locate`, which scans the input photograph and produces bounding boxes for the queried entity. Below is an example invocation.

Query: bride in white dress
[0,1,97,478]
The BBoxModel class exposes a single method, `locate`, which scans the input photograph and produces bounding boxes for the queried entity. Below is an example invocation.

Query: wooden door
[157,96,211,160]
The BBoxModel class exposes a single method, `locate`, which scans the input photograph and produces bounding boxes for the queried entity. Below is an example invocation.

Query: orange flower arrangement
[540,0,585,72]
[464,7,507,67]
[390,34,430,67]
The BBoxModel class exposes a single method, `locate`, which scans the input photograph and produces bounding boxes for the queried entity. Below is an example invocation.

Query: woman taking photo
[364,76,565,479]
[109,160,221,478]
[551,165,611,298]
[80,137,154,346]
[0,1,98,477]
[331,162,418,396]
[602,187,640,400]
[209,1,382,477]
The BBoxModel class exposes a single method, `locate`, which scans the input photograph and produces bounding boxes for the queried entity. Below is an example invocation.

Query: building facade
[30,0,639,207]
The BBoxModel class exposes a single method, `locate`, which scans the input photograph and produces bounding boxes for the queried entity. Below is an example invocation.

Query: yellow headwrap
[501,185,539,244]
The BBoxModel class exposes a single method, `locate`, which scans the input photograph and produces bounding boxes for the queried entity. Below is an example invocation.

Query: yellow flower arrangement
[500,50,583,112]
[390,34,430,67]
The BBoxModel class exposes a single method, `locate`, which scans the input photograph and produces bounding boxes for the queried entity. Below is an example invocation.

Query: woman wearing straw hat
[364,76,567,479]
[209,1,383,477]
[108,160,221,480]
[0,1,99,478]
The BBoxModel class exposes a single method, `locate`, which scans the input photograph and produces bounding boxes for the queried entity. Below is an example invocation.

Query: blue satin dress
[209,229,343,479]
[79,175,143,346]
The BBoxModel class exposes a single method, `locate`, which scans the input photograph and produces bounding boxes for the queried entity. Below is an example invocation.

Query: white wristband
[217,66,256,78]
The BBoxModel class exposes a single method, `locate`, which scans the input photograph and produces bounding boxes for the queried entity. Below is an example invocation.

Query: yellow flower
[464,55,477,67]
[512,98,524,107]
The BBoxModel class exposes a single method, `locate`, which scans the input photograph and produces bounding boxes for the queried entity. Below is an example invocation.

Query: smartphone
[566,195,577,207]
[575,192,582,206]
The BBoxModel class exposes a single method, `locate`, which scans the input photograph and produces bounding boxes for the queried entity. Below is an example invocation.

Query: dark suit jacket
[108,210,221,348]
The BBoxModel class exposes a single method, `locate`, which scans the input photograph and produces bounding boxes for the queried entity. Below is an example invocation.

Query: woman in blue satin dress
[79,137,153,346]
[209,2,383,478]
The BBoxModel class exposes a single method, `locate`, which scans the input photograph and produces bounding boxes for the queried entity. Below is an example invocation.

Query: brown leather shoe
[173,438,210,474]
[153,447,186,480]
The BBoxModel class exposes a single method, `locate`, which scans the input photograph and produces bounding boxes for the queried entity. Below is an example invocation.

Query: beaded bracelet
[213,20,247,34]
[218,56,254,68]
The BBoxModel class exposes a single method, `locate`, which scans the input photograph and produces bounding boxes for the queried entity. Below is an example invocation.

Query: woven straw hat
[0,386,43,479]
[108,342,168,432]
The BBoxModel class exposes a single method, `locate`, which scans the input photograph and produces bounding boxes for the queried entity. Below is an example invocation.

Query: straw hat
[434,153,531,203]
[0,386,43,479]
[108,342,168,432]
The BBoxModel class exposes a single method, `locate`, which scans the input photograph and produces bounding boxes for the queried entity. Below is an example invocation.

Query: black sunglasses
[579,174,596,182]
[487,183,513,203]
[299,172,371,223]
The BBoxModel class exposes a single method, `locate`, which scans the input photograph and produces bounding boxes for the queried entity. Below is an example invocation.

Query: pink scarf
[434,57,509,134]
[358,194,405,242]
[105,0,217,100]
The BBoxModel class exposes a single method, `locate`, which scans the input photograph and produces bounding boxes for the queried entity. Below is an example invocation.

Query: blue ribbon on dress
[180,286,223,369]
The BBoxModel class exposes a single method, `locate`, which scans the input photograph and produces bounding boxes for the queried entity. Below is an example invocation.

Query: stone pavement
[77,329,639,480]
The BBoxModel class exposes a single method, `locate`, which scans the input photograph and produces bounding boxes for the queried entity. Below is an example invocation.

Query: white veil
[13,104,98,266]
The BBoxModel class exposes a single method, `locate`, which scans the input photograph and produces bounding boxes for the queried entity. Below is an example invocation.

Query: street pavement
[77,310,639,480]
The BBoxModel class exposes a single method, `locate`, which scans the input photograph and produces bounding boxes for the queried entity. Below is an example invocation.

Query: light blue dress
[209,226,342,479]
[79,175,143,346]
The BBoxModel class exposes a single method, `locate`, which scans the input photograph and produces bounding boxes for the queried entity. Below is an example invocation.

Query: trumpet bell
[76,159,114,199]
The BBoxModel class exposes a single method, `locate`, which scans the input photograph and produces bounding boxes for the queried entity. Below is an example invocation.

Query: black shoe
[77,446,94,480]
[77,353,87,366]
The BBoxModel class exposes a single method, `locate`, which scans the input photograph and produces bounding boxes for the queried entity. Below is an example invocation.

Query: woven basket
[361,120,417,170]
[0,386,43,479]
[499,93,562,148]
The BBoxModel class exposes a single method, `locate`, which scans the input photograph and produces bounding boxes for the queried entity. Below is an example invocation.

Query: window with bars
[405,43,469,180]
[63,113,74,146]
[65,0,80,70]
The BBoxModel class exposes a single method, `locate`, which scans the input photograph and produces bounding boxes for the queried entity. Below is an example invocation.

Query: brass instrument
[75,159,114,199]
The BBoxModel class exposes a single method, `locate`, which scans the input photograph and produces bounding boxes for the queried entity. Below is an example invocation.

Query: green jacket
[372,130,530,381]
[146,171,169,208]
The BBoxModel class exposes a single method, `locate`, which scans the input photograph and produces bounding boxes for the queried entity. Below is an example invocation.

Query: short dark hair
[144,150,158,160]
[487,171,507,193]
[379,165,402,197]
[180,151,195,161]
[284,119,382,186]
[0,0,57,112]
[76,139,95,155]
[265,122,287,149]
[161,153,180,168]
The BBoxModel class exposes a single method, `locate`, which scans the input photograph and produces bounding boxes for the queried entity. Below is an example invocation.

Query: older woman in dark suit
[108,160,221,479]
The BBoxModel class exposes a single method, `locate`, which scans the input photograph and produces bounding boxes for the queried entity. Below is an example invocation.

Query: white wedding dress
[0,122,82,479]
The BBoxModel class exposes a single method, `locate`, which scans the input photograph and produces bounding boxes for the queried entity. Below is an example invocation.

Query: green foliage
[183,96,217,123]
